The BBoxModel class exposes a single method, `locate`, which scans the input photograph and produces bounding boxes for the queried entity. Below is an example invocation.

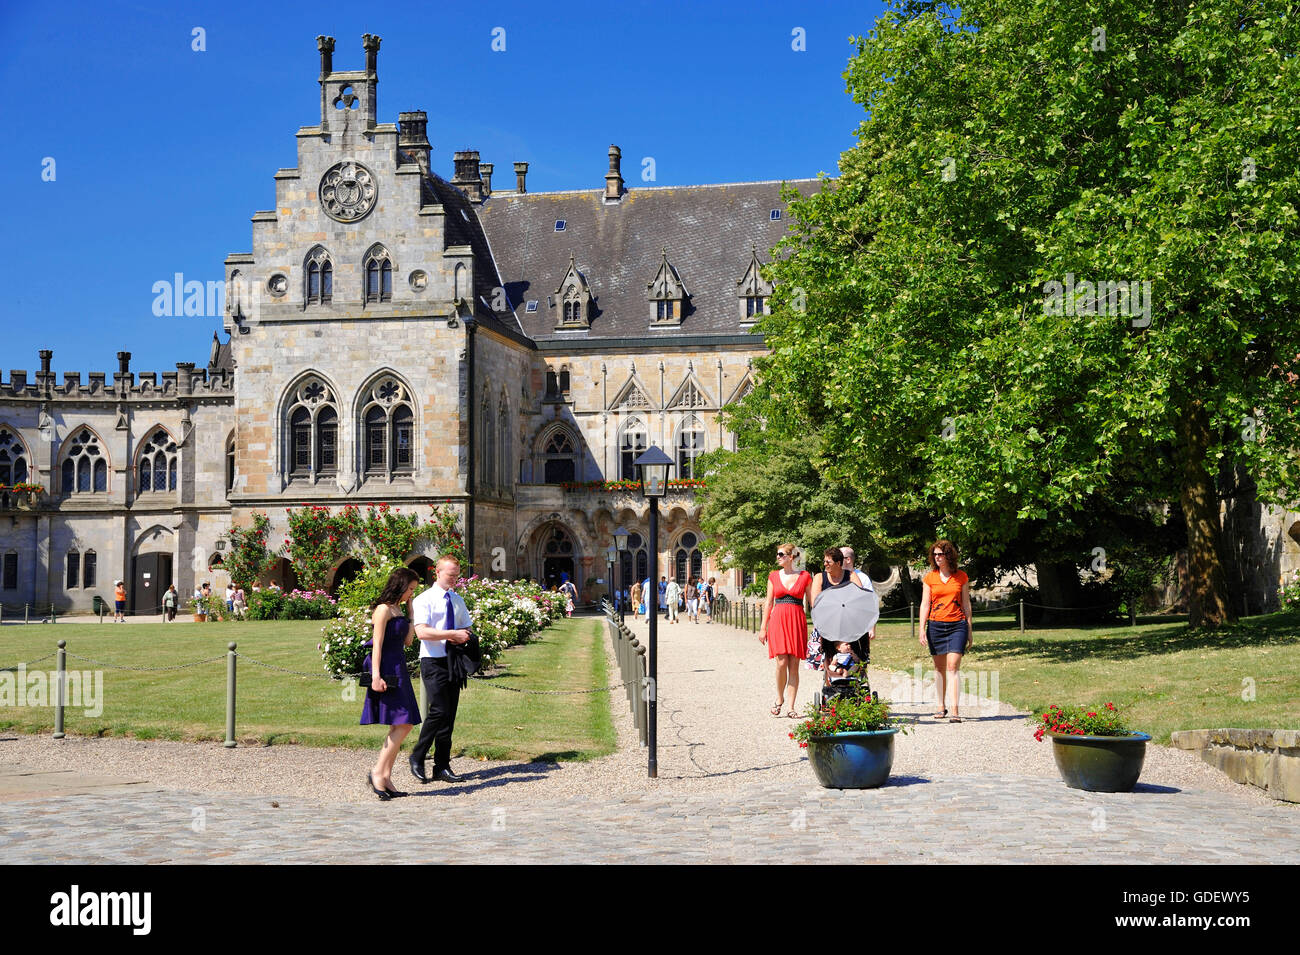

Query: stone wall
[1171,728,1300,803]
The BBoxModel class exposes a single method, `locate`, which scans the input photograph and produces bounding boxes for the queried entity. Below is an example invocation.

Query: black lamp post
[614,525,630,624]
[633,445,674,778]
[605,545,616,617]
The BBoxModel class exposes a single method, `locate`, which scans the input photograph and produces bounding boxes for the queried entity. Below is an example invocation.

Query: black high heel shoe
[367,772,393,801]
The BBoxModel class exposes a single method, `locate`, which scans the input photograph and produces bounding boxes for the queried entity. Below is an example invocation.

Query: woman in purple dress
[361,567,423,800]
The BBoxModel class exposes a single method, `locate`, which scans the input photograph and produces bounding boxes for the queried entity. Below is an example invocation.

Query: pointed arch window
[541,428,577,484]
[675,532,702,584]
[61,429,108,494]
[0,429,29,486]
[83,550,97,588]
[365,246,393,304]
[285,377,338,480]
[676,416,706,480]
[621,532,649,590]
[498,394,510,491]
[305,247,333,305]
[137,429,178,493]
[226,432,236,494]
[481,390,496,489]
[66,550,79,589]
[359,375,415,479]
[619,417,648,481]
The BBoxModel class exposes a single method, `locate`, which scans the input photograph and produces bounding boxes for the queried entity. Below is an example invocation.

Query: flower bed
[247,588,338,621]
[559,479,706,492]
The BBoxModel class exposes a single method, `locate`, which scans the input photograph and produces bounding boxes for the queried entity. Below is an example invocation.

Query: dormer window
[554,255,592,330]
[364,245,393,304]
[737,245,775,324]
[647,247,687,326]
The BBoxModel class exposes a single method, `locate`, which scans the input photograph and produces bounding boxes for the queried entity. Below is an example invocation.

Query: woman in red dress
[758,542,812,718]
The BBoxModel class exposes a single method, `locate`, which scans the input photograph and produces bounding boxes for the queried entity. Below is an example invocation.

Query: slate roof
[422,174,527,341]
[476,179,819,342]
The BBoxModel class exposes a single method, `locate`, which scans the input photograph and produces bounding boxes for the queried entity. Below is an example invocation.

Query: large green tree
[747,0,1300,627]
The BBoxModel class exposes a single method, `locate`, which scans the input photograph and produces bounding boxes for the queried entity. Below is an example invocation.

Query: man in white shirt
[408,554,473,784]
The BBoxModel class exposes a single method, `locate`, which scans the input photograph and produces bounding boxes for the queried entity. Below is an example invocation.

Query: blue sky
[1,0,888,374]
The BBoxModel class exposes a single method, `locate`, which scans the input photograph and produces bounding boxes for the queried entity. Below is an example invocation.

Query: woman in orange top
[758,542,812,718]
[113,580,127,623]
[918,539,972,721]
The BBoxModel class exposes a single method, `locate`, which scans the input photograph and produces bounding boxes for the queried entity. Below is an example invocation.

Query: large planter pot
[193,613,207,623]
[1049,731,1151,792]
[806,728,898,789]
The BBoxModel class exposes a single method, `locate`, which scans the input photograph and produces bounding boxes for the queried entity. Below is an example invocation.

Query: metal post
[53,639,66,739]
[224,641,238,748]
[50,603,55,623]
[646,497,658,778]
[25,603,30,624]
[909,601,915,643]
[1020,599,1025,634]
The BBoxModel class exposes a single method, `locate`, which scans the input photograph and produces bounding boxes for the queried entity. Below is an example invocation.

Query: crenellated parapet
[0,357,234,402]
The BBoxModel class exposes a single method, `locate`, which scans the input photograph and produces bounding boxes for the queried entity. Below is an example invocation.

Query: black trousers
[410,657,460,769]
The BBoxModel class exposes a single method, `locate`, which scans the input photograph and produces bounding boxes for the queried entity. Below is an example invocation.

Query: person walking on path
[918,539,973,722]
[113,580,126,623]
[409,555,474,785]
[361,567,422,800]
[631,580,642,621]
[704,576,716,623]
[807,546,871,675]
[664,577,682,624]
[162,585,178,623]
[685,577,700,623]
[758,543,812,718]
[560,576,577,617]
[840,545,877,647]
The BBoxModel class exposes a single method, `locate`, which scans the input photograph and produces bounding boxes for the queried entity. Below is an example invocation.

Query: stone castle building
[0,34,808,614]
[3,34,1297,617]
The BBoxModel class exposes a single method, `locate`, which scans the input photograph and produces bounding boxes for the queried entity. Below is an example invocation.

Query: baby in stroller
[812,633,877,706]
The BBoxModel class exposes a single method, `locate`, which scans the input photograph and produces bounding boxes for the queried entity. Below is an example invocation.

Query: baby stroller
[812,633,877,708]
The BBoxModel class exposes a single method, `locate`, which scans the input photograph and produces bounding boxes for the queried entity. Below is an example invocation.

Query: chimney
[452,151,483,201]
[362,34,381,131]
[514,161,529,194]
[317,35,335,75]
[39,350,52,376]
[117,351,131,375]
[479,162,493,197]
[398,111,431,173]
[605,145,624,200]
[363,33,381,75]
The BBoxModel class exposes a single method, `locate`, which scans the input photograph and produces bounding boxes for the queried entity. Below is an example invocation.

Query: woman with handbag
[361,567,423,799]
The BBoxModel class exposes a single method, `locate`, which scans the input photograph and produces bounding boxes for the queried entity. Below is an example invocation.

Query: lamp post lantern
[613,526,630,624]
[633,445,674,778]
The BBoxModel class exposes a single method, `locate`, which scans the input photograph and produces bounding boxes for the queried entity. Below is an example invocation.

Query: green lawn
[0,616,616,761]
[868,610,1300,743]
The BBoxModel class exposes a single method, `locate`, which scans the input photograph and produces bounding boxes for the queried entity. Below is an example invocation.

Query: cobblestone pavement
[1,612,1296,863]
[2,773,1297,864]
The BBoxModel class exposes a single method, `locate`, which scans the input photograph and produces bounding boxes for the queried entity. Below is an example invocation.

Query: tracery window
[619,417,648,481]
[675,531,703,584]
[364,246,393,304]
[359,376,414,479]
[285,377,338,480]
[137,429,178,493]
[540,428,577,484]
[676,416,705,480]
[0,429,29,485]
[305,247,333,305]
[61,429,107,494]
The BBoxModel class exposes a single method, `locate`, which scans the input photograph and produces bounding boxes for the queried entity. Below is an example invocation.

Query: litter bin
[92,595,104,616]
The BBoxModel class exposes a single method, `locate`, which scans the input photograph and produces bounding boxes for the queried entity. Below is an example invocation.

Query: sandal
[948,716,963,723]
[933,709,948,719]
[770,703,783,716]
[786,710,800,719]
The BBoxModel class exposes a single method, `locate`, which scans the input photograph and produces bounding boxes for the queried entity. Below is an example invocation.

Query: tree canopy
[727,0,1300,627]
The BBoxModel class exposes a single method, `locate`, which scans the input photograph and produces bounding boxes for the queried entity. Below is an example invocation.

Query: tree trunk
[1035,560,1082,626]
[1178,399,1236,628]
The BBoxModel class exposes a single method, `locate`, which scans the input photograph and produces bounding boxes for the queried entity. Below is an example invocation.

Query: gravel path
[0,613,1287,808]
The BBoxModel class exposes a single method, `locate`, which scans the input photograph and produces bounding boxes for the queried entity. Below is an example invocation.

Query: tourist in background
[162,584,178,622]
[664,576,682,624]
[113,580,126,623]
[918,539,973,722]
[631,580,642,621]
[758,543,812,718]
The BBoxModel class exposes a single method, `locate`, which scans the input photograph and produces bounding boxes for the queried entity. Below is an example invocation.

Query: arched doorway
[541,525,577,591]
[267,558,301,593]
[674,531,702,585]
[331,558,363,594]
[130,525,174,616]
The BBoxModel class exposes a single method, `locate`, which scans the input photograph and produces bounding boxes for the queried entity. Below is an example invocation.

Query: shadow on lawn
[974,613,1300,663]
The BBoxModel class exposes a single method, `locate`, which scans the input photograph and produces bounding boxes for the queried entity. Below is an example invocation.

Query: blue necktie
[445,591,456,632]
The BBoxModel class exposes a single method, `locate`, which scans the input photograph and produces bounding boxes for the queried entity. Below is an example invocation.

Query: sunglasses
[776,551,789,558]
